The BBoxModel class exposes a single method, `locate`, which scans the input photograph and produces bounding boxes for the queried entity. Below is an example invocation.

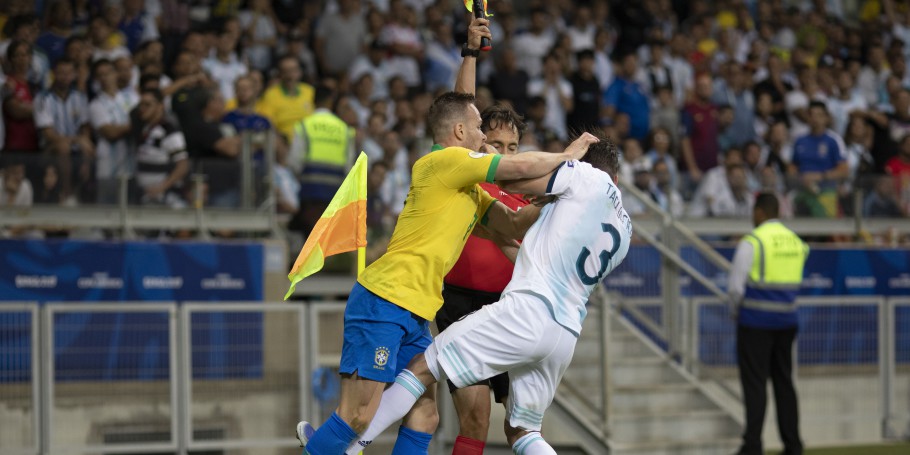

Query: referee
[435,16,530,455]
[728,192,809,455]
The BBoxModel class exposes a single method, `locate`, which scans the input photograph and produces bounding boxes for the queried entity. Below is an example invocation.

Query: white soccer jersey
[503,160,633,336]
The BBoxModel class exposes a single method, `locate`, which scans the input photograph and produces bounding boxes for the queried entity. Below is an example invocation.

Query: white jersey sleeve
[504,161,633,336]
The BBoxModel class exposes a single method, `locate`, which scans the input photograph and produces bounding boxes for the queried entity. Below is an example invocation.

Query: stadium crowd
[1,0,910,242]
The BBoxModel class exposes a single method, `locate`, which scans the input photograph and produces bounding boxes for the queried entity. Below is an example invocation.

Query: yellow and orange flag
[284,152,368,299]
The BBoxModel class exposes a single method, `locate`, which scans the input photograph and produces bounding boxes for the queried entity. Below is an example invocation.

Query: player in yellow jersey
[298,92,598,455]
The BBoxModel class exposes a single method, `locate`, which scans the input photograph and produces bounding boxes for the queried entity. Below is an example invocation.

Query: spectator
[623,167,657,216]
[864,174,906,218]
[886,135,910,212]
[89,59,132,204]
[667,33,694,106]
[133,88,189,207]
[762,121,793,178]
[282,25,318,86]
[360,112,387,163]
[650,85,680,147]
[567,49,601,132]
[379,129,409,216]
[652,159,685,217]
[790,101,848,218]
[645,126,678,189]
[64,35,92,93]
[257,55,314,141]
[688,160,755,218]
[753,52,794,118]
[592,26,615,91]
[222,75,271,138]
[379,0,423,89]
[202,25,247,101]
[887,89,910,143]
[185,87,243,208]
[117,0,159,54]
[238,0,278,72]
[314,0,367,78]
[487,47,530,116]
[742,141,763,192]
[858,42,889,102]
[113,55,138,106]
[36,0,73,65]
[512,7,554,79]
[34,58,94,202]
[4,14,51,90]
[619,137,651,186]
[680,73,721,186]
[528,52,572,141]
[826,70,867,137]
[566,4,596,52]
[423,20,460,93]
[717,105,738,154]
[2,40,39,153]
[603,50,650,141]
[0,159,32,207]
[713,63,756,147]
[753,91,783,141]
[640,39,673,98]
[33,163,62,205]
[842,114,878,191]
[348,40,392,100]
[89,16,129,62]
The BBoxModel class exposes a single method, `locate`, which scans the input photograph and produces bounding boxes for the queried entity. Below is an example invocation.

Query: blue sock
[305,412,358,455]
[391,425,433,455]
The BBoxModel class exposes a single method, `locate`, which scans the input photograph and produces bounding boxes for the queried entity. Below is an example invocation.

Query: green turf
[765,443,910,455]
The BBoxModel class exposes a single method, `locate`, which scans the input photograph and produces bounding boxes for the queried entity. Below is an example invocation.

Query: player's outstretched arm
[481,201,542,241]
[493,133,598,181]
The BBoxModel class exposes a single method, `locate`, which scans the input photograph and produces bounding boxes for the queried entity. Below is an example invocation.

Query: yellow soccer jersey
[358,146,501,321]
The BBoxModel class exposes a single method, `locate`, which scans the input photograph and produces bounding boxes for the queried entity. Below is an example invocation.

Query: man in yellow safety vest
[289,85,355,235]
[728,192,809,455]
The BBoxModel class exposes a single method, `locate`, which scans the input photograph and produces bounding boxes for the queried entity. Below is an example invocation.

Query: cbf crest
[374,346,390,369]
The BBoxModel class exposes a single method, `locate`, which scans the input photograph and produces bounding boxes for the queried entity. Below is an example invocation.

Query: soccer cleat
[296,421,315,448]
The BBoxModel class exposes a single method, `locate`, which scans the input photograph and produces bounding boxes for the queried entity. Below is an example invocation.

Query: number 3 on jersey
[575,223,620,285]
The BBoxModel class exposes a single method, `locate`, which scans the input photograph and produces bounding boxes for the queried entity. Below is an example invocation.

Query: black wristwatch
[461,44,480,58]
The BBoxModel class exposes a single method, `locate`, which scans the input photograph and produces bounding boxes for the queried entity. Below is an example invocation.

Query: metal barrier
[887,298,910,439]
[43,302,178,454]
[686,296,896,447]
[0,303,39,455]
[181,303,307,452]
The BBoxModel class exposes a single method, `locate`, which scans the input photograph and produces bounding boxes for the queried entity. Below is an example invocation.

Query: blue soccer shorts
[339,283,432,383]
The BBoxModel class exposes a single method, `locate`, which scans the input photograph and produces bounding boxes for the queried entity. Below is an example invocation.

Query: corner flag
[284,152,368,299]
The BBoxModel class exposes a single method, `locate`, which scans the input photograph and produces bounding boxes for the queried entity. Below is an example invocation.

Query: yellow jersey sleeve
[475,184,497,224]
[428,147,502,189]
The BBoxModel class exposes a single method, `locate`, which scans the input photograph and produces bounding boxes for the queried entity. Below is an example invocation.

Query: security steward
[728,192,809,455]
[290,85,355,235]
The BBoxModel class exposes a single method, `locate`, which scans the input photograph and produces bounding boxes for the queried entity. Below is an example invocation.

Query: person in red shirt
[885,135,910,212]
[435,16,536,455]
[2,40,39,153]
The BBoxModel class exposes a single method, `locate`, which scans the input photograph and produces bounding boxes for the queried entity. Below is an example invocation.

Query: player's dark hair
[481,103,526,139]
[754,192,780,218]
[427,91,476,142]
[579,132,620,178]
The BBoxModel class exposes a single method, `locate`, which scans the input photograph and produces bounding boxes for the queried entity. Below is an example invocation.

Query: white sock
[344,369,425,454]
[511,432,556,455]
